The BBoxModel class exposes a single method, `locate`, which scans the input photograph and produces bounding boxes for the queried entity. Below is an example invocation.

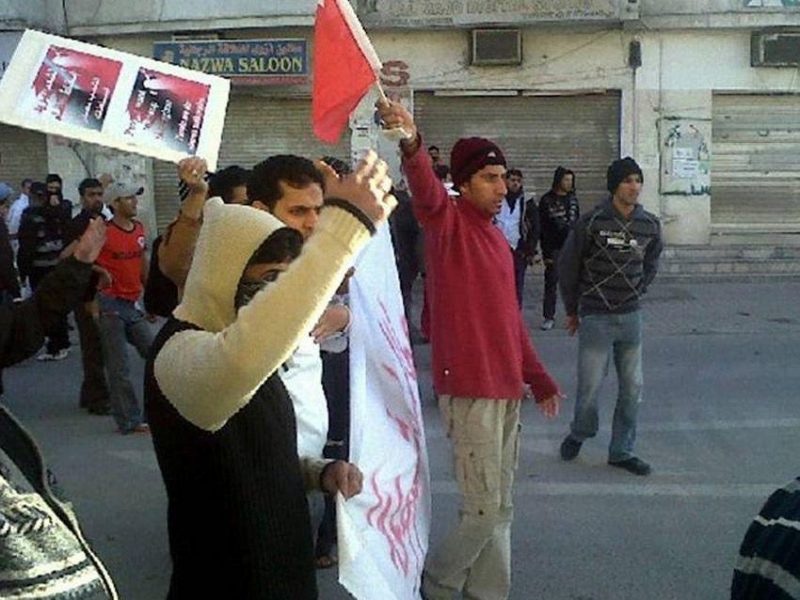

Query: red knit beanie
[449,137,506,188]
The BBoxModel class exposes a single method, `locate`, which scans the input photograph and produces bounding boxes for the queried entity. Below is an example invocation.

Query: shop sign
[154,39,308,85]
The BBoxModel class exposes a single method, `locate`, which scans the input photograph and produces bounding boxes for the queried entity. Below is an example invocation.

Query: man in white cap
[95,181,153,434]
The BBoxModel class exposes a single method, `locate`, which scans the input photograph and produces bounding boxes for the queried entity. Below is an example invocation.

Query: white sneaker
[541,319,555,331]
[38,348,69,361]
[51,348,70,361]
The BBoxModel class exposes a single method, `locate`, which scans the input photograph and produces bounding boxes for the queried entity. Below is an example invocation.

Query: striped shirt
[732,477,800,599]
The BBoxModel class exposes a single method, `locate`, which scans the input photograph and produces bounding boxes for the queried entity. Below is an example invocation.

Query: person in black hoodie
[17,182,72,360]
[538,166,580,330]
[145,151,393,599]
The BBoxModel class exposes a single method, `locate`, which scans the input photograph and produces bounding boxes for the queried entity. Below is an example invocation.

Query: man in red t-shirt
[95,182,153,434]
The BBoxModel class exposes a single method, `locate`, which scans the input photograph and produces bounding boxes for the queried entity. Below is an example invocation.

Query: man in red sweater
[378,101,563,600]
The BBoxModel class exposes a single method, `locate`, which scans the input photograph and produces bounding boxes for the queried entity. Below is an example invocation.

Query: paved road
[3,277,800,599]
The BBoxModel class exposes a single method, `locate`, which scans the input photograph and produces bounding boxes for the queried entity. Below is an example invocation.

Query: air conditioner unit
[751,31,800,67]
[471,29,522,66]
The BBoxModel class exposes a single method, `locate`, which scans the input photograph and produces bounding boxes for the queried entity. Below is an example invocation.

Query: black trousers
[543,249,561,320]
[74,300,110,409]
[29,267,70,353]
[512,249,528,308]
[316,349,350,556]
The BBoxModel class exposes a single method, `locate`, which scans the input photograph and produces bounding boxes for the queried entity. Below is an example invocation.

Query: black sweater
[538,190,580,258]
[145,318,317,600]
[558,199,663,316]
[732,477,800,600]
[17,203,70,277]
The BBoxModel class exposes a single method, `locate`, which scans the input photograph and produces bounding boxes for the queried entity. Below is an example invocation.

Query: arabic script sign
[154,39,308,85]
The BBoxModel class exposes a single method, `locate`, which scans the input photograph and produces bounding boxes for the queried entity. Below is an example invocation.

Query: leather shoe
[560,436,582,461]
[608,456,651,476]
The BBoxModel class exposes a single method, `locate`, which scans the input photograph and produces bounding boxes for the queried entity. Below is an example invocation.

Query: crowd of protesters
[0,101,792,600]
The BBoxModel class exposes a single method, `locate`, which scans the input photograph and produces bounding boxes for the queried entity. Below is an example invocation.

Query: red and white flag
[312,0,382,144]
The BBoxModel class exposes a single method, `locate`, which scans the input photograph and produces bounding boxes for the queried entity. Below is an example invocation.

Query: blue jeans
[569,311,643,462]
[97,295,153,432]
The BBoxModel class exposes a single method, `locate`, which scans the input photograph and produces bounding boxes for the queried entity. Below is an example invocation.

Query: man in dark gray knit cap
[557,157,663,476]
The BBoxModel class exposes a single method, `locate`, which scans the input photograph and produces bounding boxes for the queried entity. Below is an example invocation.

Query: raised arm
[154,152,396,432]
[158,157,208,290]
[377,99,451,225]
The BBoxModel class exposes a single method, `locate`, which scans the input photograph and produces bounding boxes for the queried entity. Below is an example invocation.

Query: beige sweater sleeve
[153,208,370,432]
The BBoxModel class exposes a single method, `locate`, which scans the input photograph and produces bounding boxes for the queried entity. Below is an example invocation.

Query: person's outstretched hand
[317,150,397,228]
[73,218,107,264]
[311,305,350,343]
[566,315,580,336]
[537,393,563,419]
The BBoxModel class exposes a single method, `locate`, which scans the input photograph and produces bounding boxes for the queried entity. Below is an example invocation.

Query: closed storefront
[0,124,48,191]
[712,94,800,231]
[152,92,350,232]
[413,91,621,211]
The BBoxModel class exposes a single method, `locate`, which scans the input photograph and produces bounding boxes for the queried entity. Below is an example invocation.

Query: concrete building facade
[0,0,798,248]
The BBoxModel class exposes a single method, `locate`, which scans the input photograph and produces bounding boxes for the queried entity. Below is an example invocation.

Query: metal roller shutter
[413,92,621,212]
[0,124,48,190]
[712,94,800,229]
[152,93,350,232]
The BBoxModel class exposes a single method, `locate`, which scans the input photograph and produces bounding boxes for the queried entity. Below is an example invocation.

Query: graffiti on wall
[660,119,711,197]
[745,0,800,7]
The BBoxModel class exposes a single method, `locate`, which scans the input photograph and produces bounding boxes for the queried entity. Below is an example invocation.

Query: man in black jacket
[62,178,111,414]
[18,182,72,361]
[0,218,118,599]
[538,167,579,330]
[558,157,663,476]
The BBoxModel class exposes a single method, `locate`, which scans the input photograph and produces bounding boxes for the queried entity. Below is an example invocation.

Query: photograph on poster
[123,67,210,154]
[0,30,229,170]
[27,45,122,131]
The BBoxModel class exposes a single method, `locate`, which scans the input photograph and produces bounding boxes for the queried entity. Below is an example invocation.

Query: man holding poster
[378,100,563,600]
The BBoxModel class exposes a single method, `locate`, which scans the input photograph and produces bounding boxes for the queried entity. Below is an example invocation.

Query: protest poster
[0,30,229,171]
[340,223,431,600]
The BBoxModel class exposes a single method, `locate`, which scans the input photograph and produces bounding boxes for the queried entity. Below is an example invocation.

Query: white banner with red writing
[0,30,229,170]
[339,223,430,600]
